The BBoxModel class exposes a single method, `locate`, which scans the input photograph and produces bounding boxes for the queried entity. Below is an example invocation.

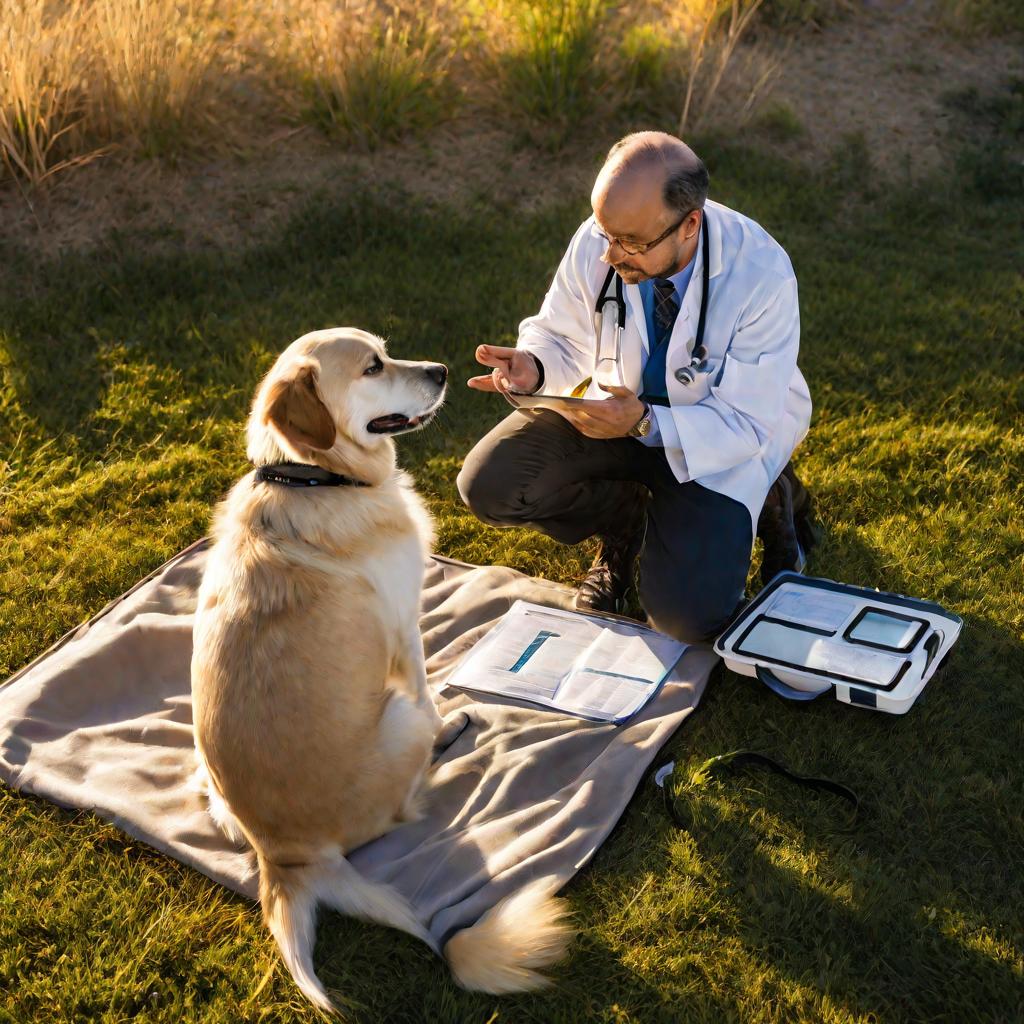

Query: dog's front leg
[395,621,444,736]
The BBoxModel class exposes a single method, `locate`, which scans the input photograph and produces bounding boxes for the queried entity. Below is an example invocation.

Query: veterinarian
[457,131,814,643]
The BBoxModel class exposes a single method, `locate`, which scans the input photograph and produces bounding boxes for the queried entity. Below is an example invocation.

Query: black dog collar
[253,462,371,488]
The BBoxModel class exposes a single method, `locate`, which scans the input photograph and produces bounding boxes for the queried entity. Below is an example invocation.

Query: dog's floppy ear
[264,361,336,452]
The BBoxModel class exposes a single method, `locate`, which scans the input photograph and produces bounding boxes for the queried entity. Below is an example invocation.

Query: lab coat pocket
[711,348,789,427]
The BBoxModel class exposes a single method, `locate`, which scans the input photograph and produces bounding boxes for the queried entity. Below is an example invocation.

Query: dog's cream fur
[190,328,571,1011]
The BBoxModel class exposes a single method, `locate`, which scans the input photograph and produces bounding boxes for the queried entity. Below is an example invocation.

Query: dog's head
[247,328,447,480]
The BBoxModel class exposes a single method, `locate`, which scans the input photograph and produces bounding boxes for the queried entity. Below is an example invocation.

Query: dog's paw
[396,785,428,824]
[189,759,210,794]
[432,711,471,762]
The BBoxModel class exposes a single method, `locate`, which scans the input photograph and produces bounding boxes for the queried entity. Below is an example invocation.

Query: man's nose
[599,238,623,265]
[425,363,448,386]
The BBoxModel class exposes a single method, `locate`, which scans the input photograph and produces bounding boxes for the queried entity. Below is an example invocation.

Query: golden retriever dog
[190,328,571,1011]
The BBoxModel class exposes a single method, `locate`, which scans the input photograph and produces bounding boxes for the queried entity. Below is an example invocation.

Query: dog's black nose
[425,364,448,387]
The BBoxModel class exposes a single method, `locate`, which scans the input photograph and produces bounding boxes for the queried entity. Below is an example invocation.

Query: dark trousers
[457,410,753,644]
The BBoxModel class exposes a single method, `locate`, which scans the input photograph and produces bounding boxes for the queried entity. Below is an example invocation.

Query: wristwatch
[628,403,653,438]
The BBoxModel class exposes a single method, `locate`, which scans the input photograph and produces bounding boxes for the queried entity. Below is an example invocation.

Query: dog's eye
[363,356,384,376]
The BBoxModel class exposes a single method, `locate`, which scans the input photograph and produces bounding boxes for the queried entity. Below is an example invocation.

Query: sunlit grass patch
[615,21,683,118]
[0,0,239,184]
[477,0,611,149]
[0,0,920,187]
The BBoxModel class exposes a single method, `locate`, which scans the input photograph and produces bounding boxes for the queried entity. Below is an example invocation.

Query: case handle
[755,666,832,702]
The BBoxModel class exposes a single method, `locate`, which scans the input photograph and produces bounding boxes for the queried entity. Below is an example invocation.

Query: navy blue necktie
[653,278,680,342]
[641,278,680,406]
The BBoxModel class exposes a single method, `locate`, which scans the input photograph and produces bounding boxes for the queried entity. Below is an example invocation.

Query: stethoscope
[593,210,710,387]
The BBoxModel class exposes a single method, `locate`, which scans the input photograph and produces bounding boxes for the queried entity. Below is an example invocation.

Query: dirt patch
[0,123,603,261]
[1,0,1017,260]
[759,0,1023,178]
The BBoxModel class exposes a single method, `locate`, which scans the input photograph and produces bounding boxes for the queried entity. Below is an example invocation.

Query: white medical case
[714,572,963,714]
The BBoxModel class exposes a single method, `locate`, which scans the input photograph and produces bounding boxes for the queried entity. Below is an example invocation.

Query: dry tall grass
[613,0,776,134]
[0,0,776,188]
[674,0,770,133]
[473,0,609,148]
[298,1,453,148]
[0,0,92,185]
[89,0,223,157]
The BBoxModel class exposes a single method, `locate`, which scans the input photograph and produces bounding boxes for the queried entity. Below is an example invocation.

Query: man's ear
[264,361,336,452]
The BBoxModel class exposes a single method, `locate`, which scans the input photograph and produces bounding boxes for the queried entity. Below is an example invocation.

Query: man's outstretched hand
[466,345,540,395]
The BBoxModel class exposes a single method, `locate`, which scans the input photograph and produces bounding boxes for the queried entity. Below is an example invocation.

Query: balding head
[592,131,709,219]
[591,132,709,284]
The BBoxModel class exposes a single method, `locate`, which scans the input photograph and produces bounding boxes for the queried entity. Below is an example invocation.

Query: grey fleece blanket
[0,538,716,947]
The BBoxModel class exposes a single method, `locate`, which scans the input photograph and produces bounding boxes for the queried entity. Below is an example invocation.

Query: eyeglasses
[596,209,694,256]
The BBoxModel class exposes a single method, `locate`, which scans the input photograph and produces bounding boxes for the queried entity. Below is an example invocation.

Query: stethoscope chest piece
[674,345,708,385]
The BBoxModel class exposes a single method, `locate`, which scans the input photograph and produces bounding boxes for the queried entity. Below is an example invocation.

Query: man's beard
[613,246,684,282]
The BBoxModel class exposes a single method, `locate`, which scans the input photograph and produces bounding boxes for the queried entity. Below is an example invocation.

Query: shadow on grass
[552,525,1023,1023]
[3,107,1022,460]
[0,190,583,449]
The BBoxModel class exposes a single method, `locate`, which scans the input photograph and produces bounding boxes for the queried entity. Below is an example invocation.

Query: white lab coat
[516,197,812,542]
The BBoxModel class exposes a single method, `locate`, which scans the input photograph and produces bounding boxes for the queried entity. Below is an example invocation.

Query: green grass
[2,92,1023,1021]
[491,0,610,150]
[939,0,1024,36]
[302,10,453,150]
[755,101,806,144]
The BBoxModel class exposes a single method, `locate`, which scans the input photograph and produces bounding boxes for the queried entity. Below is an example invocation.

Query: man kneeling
[458,131,815,643]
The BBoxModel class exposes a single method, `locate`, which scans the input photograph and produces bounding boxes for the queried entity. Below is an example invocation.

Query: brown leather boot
[575,484,649,615]
[757,462,818,588]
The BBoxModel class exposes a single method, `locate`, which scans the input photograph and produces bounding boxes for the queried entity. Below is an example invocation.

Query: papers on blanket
[446,601,687,724]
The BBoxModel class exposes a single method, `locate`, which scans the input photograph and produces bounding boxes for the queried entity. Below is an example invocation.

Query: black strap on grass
[658,749,859,830]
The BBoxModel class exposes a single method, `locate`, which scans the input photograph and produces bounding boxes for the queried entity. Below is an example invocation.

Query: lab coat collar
[676,206,717,326]
[705,202,724,280]
[625,281,649,354]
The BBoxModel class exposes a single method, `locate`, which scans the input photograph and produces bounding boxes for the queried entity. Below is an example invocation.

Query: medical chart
[446,601,687,724]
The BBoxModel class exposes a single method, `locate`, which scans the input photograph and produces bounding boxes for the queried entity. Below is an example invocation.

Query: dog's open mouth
[367,409,437,434]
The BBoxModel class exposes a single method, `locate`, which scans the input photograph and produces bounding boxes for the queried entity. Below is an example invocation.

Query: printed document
[446,601,687,723]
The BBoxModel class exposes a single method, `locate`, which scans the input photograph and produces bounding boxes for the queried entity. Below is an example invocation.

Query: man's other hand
[561,382,646,439]
[467,345,540,394]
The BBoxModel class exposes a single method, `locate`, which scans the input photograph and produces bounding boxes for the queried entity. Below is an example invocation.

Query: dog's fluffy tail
[260,853,571,1008]
[258,851,434,1013]
[442,877,574,994]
